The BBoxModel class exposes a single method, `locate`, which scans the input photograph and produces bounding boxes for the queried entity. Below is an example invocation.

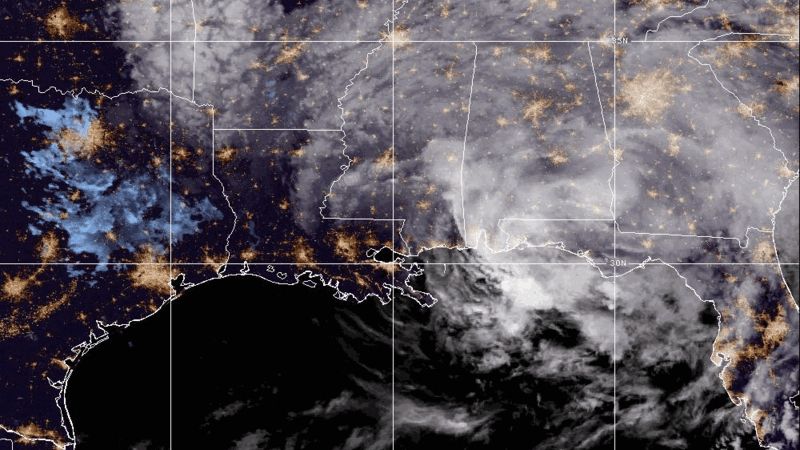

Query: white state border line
[189,0,198,103]
[643,0,713,41]
[209,111,239,276]
[0,78,214,108]
[0,426,48,449]
[683,32,800,315]
[213,128,341,132]
[587,40,617,221]
[317,14,391,219]
[458,42,479,247]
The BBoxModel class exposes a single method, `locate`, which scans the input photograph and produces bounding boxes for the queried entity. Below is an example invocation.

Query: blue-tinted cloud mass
[15,98,222,264]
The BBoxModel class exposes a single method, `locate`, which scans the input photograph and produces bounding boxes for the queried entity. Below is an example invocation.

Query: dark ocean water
[65,274,392,449]
[65,302,170,449]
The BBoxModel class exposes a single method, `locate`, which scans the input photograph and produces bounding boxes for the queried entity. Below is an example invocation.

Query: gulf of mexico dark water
[65,299,170,449]
[65,274,392,449]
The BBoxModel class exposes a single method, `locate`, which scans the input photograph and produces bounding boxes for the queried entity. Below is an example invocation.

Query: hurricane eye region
[0,1,798,449]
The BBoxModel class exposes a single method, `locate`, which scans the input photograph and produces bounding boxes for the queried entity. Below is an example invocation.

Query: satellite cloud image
[0,0,798,449]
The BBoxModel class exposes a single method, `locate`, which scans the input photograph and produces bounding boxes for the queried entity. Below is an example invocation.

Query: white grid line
[168,0,174,447]
[500,218,614,222]
[0,262,796,266]
[612,0,618,447]
[1,39,797,43]
[321,217,402,221]
[391,2,397,449]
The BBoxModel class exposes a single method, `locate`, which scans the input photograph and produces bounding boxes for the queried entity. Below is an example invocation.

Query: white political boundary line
[686,32,799,252]
[329,41,619,259]
[472,41,624,278]
[317,19,392,220]
[643,0,713,42]
[361,38,624,261]
[587,43,613,145]
[613,32,799,255]
[615,226,773,248]
[189,0,198,103]
[0,78,214,109]
[214,128,341,132]
[459,43,479,248]
[587,41,617,221]
[0,426,58,449]
[686,34,798,315]
[210,111,240,275]
[688,33,795,167]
